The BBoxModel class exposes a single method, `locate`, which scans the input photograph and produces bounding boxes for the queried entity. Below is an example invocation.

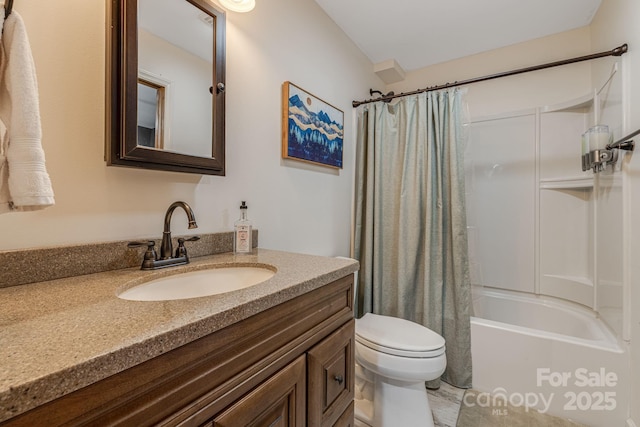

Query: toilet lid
[356,313,445,358]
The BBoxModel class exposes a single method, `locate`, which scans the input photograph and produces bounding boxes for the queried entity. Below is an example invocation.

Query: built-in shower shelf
[540,176,593,190]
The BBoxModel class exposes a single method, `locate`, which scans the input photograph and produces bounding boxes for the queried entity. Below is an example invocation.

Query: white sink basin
[117,266,275,301]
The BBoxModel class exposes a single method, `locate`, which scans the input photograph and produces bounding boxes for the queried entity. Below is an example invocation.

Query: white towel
[0,10,54,214]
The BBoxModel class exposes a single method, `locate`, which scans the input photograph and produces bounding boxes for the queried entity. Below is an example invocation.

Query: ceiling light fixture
[218,0,255,13]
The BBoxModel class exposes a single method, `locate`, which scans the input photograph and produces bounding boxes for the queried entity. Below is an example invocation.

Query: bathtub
[470,287,628,426]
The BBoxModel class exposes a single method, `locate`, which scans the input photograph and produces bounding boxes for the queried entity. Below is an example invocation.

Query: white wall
[0,0,381,256]
[139,29,213,156]
[386,27,593,117]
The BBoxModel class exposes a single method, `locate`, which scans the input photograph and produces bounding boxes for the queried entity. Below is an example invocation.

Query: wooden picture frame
[282,81,344,169]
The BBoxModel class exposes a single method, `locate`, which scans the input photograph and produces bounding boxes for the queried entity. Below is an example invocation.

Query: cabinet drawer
[333,402,354,427]
[211,355,306,427]
[307,319,355,427]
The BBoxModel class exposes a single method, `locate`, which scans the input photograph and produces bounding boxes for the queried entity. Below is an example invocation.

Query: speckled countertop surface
[0,249,358,422]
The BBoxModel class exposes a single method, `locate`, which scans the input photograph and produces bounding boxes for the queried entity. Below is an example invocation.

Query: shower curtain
[354,88,472,388]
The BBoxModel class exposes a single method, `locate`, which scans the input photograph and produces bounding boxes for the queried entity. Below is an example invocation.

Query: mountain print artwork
[282,82,344,168]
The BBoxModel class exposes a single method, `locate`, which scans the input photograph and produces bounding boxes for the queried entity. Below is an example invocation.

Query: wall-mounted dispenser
[582,126,636,173]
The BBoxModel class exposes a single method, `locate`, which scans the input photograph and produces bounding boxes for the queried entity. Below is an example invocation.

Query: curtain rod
[4,0,14,18]
[353,43,629,108]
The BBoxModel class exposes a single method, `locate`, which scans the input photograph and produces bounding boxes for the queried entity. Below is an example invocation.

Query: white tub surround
[466,91,627,339]
[471,287,628,427]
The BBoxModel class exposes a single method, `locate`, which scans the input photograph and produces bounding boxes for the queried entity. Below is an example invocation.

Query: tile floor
[428,384,586,427]
[427,382,465,426]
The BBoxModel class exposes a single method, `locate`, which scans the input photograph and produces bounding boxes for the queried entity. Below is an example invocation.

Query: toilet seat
[356,313,445,358]
[356,335,446,358]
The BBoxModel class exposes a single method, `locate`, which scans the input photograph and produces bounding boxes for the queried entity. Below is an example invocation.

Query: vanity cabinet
[207,355,307,427]
[1,275,354,427]
[307,321,354,427]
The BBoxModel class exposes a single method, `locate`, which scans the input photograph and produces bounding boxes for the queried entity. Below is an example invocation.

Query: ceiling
[313,0,602,77]
[139,0,214,64]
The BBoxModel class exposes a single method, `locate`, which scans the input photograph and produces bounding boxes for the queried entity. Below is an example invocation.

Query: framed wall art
[282,81,344,169]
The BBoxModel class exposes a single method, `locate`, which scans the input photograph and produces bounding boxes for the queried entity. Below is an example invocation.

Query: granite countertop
[0,249,359,422]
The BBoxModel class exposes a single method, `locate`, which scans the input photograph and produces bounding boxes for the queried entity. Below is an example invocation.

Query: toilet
[353,313,447,427]
[334,258,447,426]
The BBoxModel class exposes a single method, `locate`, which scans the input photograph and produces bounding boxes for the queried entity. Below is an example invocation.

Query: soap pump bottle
[234,201,252,254]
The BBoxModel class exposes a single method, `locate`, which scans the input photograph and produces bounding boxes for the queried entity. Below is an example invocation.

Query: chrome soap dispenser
[234,201,252,254]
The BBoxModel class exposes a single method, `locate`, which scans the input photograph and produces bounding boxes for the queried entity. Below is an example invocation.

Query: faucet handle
[176,236,200,258]
[128,241,158,269]
[127,240,155,250]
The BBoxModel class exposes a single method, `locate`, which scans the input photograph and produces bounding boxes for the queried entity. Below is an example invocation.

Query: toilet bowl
[354,313,446,427]
[333,258,447,426]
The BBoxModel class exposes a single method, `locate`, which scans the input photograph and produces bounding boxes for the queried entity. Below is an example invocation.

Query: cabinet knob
[333,375,344,385]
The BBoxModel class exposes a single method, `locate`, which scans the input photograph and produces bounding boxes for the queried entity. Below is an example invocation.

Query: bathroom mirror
[107,0,226,175]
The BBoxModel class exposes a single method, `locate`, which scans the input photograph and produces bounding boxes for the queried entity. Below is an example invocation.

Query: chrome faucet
[128,201,200,270]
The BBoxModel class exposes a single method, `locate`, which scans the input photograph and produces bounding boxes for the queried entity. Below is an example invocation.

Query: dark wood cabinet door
[307,319,355,427]
[332,402,354,427]
[211,355,306,427]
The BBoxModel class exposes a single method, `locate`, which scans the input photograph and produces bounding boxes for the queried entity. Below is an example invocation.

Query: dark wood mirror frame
[106,0,226,175]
